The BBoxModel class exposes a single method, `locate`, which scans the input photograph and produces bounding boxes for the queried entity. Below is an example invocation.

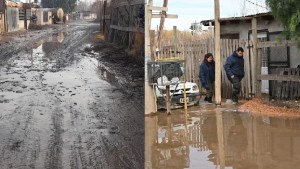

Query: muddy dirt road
[0,21,144,169]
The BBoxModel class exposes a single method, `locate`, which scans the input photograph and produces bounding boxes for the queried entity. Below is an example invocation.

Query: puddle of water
[146,108,300,169]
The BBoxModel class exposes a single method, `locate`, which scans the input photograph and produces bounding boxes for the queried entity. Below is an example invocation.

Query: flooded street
[0,21,144,169]
[146,103,300,169]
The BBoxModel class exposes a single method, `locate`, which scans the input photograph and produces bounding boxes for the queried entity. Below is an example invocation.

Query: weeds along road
[0,21,144,169]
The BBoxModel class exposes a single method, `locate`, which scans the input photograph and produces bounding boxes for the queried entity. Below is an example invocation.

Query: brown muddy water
[145,103,300,169]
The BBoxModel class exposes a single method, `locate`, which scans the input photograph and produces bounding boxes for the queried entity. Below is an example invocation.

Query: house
[200,12,300,93]
[78,11,97,20]
[0,0,55,34]
[200,12,300,69]
[0,0,6,33]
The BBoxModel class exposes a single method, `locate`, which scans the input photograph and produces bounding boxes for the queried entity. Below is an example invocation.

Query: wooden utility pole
[145,1,177,115]
[145,0,157,115]
[214,0,221,105]
[252,17,258,97]
[102,0,107,34]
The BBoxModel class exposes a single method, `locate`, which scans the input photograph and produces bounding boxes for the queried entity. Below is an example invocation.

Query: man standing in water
[224,47,245,103]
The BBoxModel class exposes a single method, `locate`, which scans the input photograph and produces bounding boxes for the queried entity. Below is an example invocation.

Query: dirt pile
[240,98,300,117]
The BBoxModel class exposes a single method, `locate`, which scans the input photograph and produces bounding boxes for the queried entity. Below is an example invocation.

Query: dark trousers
[230,77,242,102]
[206,82,215,98]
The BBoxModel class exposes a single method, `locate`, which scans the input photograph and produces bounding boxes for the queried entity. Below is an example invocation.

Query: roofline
[200,12,273,26]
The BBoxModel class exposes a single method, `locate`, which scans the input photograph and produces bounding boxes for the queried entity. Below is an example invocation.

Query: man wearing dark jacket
[224,47,245,103]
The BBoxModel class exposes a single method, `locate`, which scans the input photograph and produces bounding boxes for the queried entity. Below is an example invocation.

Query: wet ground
[145,102,300,169]
[0,21,144,169]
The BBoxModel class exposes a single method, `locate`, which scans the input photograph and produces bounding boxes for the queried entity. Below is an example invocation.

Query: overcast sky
[151,0,269,30]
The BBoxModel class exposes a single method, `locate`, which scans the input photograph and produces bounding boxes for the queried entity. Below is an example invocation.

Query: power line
[245,0,268,10]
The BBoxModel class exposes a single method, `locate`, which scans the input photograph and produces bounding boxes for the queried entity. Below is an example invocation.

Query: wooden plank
[256,48,262,97]
[110,25,144,33]
[151,14,178,18]
[258,40,296,48]
[284,68,290,99]
[298,70,300,99]
[225,39,230,98]
[148,6,168,11]
[247,40,252,98]
[259,74,300,82]
[290,68,295,100]
[296,69,299,100]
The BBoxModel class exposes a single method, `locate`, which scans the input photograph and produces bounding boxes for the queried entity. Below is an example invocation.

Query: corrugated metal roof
[201,12,273,26]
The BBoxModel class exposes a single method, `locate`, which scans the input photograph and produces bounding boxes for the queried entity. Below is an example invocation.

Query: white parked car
[155,77,200,109]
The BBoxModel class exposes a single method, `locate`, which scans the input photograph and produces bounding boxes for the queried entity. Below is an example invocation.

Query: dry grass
[128,32,144,64]
[93,32,105,41]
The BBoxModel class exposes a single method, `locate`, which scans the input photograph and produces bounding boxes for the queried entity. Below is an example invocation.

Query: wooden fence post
[256,48,262,97]
[251,17,258,97]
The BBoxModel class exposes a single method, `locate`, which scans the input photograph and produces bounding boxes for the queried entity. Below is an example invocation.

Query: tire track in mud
[0,101,42,169]
[44,109,64,169]
[0,21,144,168]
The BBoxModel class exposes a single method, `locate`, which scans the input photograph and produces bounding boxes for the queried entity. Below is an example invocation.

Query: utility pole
[145,0,157,115]
[214,0,221,105]
[145,1,177,115]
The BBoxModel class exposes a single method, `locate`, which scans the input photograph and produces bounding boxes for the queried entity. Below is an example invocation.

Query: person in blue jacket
[224,47,245,103]
[199,53,215,103]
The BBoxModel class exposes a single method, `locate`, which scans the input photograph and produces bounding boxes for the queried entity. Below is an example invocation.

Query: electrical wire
[245,0,268,9]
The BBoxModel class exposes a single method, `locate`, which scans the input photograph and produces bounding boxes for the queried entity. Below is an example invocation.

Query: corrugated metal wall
[7,7,19,32]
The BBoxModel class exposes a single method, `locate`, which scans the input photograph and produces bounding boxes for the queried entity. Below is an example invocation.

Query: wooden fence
[101,0,144,63]
[268,68,300,100]
[158,38,253,99]
[256,40,300,100]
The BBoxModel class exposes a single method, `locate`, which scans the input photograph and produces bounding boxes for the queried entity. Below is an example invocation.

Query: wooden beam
[112,0,144,8]
[6,1,18,7]
[152,14,178,18]
[148,6,168,11]
[259,75,300,82]
[110,25,144,33]
[214,0,222,105]
[258,40,296,48]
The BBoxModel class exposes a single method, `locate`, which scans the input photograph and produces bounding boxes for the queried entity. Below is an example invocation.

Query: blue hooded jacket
[224,51,245,79]
[199,61,215,89]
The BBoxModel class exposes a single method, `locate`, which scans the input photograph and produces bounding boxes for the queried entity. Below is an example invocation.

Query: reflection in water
[97,63,118,84]
[146,110,300,169]
[153,115,190,169]
[27,32,68,71]
[57,32,64,43]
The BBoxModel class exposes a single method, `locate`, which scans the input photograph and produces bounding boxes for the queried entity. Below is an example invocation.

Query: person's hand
[231,75,234,79]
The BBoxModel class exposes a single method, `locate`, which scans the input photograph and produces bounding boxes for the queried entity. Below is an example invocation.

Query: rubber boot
[207,97,213,103]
